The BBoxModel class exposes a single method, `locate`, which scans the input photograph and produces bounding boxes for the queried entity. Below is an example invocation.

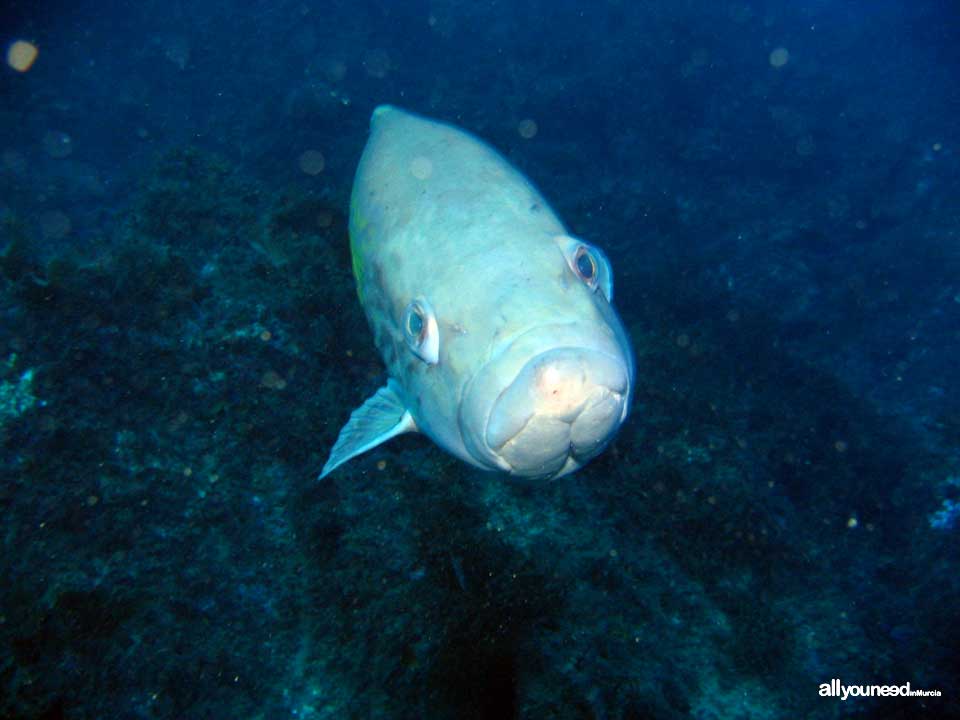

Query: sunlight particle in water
[298,149,325,175]
[676,333,691,348]
[769,47,789,68]
[728,4,753,24]
[260,370,287,390]
[163,36,190,70]
[7,40,38,72]
[518,119,538,139]
[2,149,26,174]
[795,134,815,156]
[39,210,71,239]
[363,49,391,78]
[323,59,347,83]
[410,156,433,180]
[43,131,73,158]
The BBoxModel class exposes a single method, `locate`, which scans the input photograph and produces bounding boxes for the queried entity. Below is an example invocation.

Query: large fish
[321,106,634,479]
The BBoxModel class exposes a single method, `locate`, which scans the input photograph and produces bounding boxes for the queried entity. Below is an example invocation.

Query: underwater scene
[1,0,959,718]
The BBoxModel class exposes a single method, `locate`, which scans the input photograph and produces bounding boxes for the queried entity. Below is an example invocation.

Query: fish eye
[405,306,425,340]
[402,298,439,365]
[575,246,597,284]
[554,234,615,302]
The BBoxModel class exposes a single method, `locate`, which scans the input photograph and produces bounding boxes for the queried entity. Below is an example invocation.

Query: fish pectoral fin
[319,380,417,479]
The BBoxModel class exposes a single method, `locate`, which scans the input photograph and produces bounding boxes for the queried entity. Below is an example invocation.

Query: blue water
[1,1,958,718]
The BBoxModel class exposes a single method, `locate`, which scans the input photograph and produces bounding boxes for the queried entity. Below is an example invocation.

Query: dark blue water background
[1,1,958,718]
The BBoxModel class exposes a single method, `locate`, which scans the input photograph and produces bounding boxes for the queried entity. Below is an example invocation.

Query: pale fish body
[321,106,634,480]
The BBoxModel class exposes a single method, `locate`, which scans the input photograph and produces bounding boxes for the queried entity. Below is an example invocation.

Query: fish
[320,105,634,480]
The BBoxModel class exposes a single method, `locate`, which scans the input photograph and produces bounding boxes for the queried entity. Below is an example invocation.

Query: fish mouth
[459,322,633,478]
[484,347,628,477]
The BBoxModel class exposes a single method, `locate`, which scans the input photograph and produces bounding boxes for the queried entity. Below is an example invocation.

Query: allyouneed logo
[820,679,941,700]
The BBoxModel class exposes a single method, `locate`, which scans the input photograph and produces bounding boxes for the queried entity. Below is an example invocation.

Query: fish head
[455,235,634,479]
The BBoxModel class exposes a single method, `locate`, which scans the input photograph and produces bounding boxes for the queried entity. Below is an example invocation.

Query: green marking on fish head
[349,200,370,304]
[351,247,365,304]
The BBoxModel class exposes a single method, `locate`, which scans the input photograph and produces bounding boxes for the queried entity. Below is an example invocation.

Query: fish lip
[458,322,581,469]
[483,347,628,451]
[459,322,633,476]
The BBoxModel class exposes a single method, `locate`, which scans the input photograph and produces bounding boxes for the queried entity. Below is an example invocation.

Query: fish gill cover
[0,0,958,719]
